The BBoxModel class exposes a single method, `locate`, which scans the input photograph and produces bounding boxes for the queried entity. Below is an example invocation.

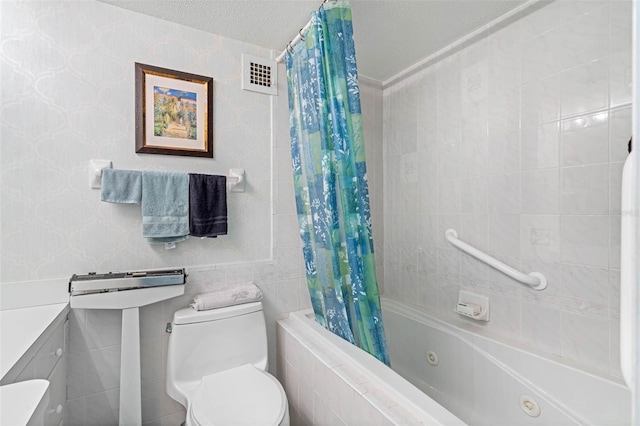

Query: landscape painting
[153,87,197,140]
[135,63,213,158]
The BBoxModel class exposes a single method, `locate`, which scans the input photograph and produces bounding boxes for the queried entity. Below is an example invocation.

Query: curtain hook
[287,42,294,54]
[298,28,305,40]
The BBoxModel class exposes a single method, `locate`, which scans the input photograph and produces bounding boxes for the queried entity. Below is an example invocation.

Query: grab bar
[445,229,547,290]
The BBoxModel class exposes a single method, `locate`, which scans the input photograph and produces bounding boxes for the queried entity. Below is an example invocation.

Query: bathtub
[278,297,631,425]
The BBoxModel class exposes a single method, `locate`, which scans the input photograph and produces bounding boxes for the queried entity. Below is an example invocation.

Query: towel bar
[90,160,245,193]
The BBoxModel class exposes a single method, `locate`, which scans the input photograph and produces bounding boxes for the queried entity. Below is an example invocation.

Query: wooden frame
[135,63,213,158]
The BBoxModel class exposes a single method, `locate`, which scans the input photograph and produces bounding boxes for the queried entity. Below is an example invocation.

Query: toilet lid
[190,364,286,426]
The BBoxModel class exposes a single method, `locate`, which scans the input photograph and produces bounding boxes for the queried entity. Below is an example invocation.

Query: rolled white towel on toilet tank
[190,282,263,310]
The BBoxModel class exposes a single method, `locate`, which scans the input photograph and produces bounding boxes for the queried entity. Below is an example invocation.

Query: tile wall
[383,0,632,378]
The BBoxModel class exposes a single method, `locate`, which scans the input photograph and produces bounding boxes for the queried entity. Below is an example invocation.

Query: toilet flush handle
[166,322,172,333]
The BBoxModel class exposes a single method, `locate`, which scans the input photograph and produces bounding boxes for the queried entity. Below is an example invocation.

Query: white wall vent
[242,54,277,95]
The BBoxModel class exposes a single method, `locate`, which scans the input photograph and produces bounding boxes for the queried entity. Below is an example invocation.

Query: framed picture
[135,63,213,158]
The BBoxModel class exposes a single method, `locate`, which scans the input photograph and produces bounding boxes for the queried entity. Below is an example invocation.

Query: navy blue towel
[189,174,227,238]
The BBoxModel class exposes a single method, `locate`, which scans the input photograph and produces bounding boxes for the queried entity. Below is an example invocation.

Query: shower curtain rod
[275,0,329,63]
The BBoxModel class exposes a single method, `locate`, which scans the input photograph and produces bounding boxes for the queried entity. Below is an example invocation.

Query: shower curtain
[285,0,389,365]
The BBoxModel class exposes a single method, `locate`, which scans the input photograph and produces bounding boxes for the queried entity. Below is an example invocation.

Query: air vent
[242,54,277,95]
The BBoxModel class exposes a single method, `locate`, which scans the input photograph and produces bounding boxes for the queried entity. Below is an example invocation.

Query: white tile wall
[383,0,631,377]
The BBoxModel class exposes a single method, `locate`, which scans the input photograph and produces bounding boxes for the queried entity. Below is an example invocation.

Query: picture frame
[135,63,213,158]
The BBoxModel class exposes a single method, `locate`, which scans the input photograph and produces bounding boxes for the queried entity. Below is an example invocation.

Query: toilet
[166,300,290,426]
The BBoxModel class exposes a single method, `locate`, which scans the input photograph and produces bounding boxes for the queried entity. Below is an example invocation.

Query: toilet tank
[167,301,268,393]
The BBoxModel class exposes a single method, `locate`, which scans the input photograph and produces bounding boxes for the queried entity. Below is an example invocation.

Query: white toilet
[166,301,290,426]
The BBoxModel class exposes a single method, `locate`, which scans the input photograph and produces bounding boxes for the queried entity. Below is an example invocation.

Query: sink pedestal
[71,284,185,426]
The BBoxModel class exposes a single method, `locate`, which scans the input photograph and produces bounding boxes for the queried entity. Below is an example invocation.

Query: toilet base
[185,401,290,426]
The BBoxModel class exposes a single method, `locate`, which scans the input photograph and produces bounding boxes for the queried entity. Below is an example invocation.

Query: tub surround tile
[521,169,560,214]
[384,0,629,378]
[488,173,521,214]
[437,143,461,180]
[519,214,560,261]
[520,121,560,171]
[437,214,461,249]
[521,302,562,355]
[561,164,609,215]
[460,135,489,178]
[520,77,562,127]
[486,293,521,341]
[561,112,609,167]
[559,264,609,311]
[436,248,461,282]
[437,179,461,215]
[560,215,609,267]
[559,59,610,119]
[561,311,610,371]
[488,214,521,257]
[609,320,623,379]
[608,269,621,320]
[460,176,488,214]
[610,162,625,218]
[609,51,633,108]
[484,255,525,298]
[488,130,521,174]
[488,86,520,136]
[459,214,489,253]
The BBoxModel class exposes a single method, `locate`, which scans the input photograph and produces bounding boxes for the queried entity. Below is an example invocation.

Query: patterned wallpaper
[0,0,273,283]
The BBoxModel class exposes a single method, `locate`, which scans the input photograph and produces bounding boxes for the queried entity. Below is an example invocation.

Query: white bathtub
[281,297,631,425]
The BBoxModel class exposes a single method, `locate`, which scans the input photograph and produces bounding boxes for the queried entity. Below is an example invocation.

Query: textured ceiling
[97,0,526,82]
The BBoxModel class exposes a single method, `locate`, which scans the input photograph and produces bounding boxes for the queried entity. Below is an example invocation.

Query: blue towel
[141,171,189,244]
[189,174,227,238]
[101,169,142,203]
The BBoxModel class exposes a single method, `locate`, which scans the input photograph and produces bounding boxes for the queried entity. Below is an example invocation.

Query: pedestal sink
[69,269,186,426]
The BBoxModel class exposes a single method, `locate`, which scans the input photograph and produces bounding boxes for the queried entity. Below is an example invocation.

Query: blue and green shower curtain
[285,0,389,365]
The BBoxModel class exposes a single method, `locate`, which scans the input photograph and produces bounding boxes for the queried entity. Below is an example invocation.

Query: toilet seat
[189,364,287,426]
